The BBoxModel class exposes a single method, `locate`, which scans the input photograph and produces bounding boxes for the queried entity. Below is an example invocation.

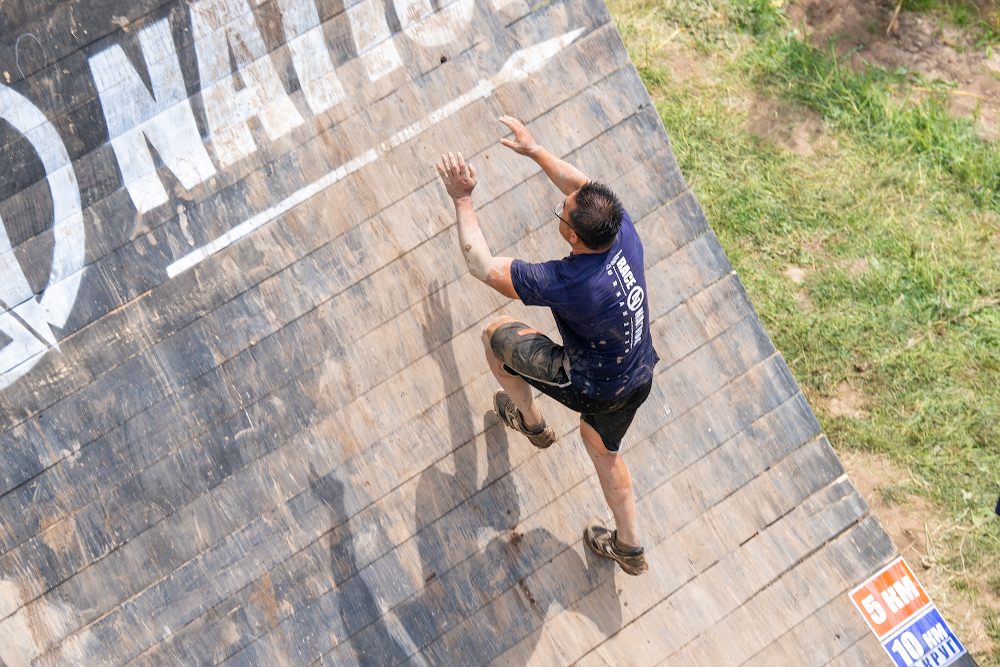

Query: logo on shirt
[607,252,646,353]
[627,285,644,311]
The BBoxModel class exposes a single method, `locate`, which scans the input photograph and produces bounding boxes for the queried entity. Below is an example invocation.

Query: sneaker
[584,522,648,576]
[493,390,556,449]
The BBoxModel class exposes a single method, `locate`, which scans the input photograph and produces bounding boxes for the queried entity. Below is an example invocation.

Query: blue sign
[881,607,967,667]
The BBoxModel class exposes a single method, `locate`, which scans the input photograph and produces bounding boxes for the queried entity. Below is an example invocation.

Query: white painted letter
[881,586,904,613]
[861,594,886,624]
[276,0,345,114]
[345,0,402,81]
[0,84,85,391]
[191,0,304,167]
[89,19,217,214]
[394,0,474,48]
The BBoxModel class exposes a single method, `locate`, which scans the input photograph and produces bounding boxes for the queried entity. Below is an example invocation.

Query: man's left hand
[436,152,477,201]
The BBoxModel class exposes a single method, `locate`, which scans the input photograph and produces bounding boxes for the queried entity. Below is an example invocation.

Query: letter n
[191,0,305,167]
[89,19,217,214]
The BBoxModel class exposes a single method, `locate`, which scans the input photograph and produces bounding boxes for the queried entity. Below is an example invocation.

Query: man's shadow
[400,283,623,663]
[308,282,622,666]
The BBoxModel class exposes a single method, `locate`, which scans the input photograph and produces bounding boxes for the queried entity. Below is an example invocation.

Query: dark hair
[568,181,624,250]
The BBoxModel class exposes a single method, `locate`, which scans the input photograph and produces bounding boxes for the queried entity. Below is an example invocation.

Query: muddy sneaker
[584,522,648,576]
[493,390,556,449]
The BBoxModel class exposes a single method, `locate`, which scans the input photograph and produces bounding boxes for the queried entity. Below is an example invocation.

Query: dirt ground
[841,448,998,659]
[788,0,1000,140]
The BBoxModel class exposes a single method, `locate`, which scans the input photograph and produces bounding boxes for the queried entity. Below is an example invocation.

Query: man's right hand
[498,116,539,156]
[436,152,477,201]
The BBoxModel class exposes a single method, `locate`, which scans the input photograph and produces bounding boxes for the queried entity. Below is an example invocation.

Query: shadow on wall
[310,282,623,666]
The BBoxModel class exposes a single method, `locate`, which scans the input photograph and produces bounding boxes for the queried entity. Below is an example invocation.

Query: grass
[605,0,1000,662]
[899,0,1000,47]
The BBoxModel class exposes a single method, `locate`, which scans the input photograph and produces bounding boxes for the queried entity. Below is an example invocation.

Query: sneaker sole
[493,390,556,449]
[584,522,648,576]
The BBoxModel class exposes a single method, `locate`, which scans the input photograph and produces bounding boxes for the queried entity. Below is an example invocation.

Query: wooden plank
[7,159,689,667]
[0,36,649,514]
[0,26,648,508]
[388,444,876,667]
[0,124,673,615]
[220,377,815,667]
[486,432,859,667]
[23,245,750,665]
[25,264,773,664]
[0,0,609,430]
[188,347,802,667]
[0,3,624,428]
[736,595,878,667]
[0,0,529,198]
[572,517,893,667]
[0,0,609,329]
[131,276,756,663]
[657,490,893,665]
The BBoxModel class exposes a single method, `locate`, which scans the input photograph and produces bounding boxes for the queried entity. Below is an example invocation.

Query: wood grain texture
[0,0,930,664]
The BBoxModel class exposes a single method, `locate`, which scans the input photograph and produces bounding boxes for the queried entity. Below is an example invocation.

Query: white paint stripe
[166,28,584,278]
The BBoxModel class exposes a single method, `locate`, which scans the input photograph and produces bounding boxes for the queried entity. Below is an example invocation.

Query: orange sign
[850,558,932,639]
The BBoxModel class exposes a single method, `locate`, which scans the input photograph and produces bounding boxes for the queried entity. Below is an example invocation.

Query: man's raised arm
[498,115,589,195]
[436,152,519,300]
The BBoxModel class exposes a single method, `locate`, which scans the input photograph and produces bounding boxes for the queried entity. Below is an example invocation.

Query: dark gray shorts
[489,321,652,452]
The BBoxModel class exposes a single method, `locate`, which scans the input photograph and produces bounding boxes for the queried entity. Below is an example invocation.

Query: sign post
[850,557,972,667]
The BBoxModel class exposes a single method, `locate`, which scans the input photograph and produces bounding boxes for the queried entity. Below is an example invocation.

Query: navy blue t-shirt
[510,210,659,400]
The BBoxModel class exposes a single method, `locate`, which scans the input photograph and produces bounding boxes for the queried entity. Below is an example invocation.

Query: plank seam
[645,514,893,667]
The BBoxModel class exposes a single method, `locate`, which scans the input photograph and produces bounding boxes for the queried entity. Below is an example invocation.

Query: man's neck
[571,242,613,255]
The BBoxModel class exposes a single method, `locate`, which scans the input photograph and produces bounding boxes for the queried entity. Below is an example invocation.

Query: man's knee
[481,316,518,350]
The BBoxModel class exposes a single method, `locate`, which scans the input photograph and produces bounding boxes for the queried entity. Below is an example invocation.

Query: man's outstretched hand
[436,152,477,201]
[498,116,539,156]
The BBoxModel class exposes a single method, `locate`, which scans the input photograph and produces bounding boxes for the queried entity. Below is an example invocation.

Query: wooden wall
[0,0,912,664]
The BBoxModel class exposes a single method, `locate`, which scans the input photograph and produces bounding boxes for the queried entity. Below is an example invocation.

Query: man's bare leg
[482,318,543,429]
[581,419,640,548]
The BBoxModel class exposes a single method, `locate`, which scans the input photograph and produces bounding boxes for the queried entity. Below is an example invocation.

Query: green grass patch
[609,0,1000,661]
[899,0,1000,45]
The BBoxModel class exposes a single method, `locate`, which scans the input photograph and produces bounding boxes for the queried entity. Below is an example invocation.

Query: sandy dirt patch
[824,381,871,418]
[787,0,1000,140]
[748,97,830,155]
[782,264,809,283]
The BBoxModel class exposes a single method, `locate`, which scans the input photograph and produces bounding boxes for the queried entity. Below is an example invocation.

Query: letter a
[89,19,217,214]
[191,0,304,167]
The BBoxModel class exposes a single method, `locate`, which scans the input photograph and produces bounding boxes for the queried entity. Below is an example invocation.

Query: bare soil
[788,0,1000,140]
[747,98,832,154]
[821,381,871,418]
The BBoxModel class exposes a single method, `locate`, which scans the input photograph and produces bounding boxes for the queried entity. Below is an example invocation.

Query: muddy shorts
[489,321,653,452]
